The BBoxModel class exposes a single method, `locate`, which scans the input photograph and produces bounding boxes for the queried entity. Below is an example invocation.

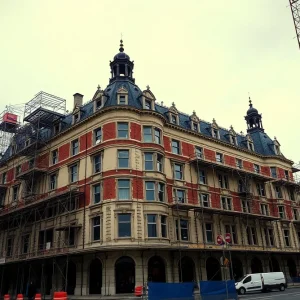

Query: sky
[0,0,299,163]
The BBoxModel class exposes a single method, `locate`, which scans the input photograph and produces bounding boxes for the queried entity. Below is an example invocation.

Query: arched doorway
[287,259,297,278]
[230,257,243,280]
[269,257,280,272]
[179,257,195,282]
[115,256,135,294]
[251,257,263,273]
[148,256,166,282]
[63,261,76,295]
[89,259,102,294]
[206,257,222,281]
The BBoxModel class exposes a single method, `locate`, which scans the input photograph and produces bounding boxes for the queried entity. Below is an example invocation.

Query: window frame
[51,149,58,165]
[204,223,214,243]
[92,216,101,241]
[225,224,238,244]
[218,174,229,189]
[216,152,223,163]
[69,164,78,183]
[246,226,257,245]
[174,163,184,180]
[263,228,274,247]
[12,185,19,202]
[49,173,58,191]
[94,127,102,145]
[256,182,266,197]
[221,197,232,211]
[171,139,180,155]
[147,214,157,238]
[260,204,269,216]
[283,229,290,247]
[199,193,210,207]
[118,149,130,169]
[174,188,186,204]
[93,153,102,173]
[145,181,155,201]
[71,139,79,156]
[117,179,131,200]
[118,213,131,238]
[175,218,189,241]
[92,183,101,204]
[117,122,129,139]
[118,94,128,105]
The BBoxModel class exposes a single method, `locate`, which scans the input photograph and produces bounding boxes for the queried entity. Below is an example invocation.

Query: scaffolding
[289,0,300,50]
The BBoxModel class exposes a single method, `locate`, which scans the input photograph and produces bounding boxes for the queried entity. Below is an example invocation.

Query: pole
[222,245,229,300]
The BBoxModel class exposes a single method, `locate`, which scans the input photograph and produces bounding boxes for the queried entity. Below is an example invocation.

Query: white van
[235,272,287,295]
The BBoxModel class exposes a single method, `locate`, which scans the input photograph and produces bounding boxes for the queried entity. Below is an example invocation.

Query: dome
[114,52,130,60]
[247,106,258,115]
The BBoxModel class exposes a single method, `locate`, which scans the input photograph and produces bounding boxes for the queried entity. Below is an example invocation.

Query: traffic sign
[217,235,224,245]
[225,233,231,243]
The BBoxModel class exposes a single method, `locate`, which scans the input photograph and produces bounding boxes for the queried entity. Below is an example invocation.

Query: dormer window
[117,87,129,105]
[145,100,151,110]
[168,102,179,125]
[212,128,219,139]
[142,86,156,110]
[273,138,281,155]
[119,95,126,105]
[249,142,254,151]
[211,119,220,139]
[53,122,61,135]
[171,114,177,124]
[73,113,79,124]
[192,123,198,132]
[189,111,200,133]
[96,98,102,110]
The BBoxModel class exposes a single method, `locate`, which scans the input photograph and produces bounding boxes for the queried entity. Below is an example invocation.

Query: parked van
[235,272,287,295]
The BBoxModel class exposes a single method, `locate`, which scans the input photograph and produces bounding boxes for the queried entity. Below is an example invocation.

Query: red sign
[225,233,231,243]
[217,235,224,245]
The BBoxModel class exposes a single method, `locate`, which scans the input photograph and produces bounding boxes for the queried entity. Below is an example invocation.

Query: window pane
[146,181,155,200]
[145,153,154,170]
[118,214,131,237]
[118,123,129,138]
[161,216,167,238]
[147,214,157,237]
[118,150,129,168]
[154,128,161,144]
[118,180,130,200]
[143,127,152,142]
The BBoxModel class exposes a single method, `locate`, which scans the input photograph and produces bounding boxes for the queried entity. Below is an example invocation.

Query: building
[0,40,299,297]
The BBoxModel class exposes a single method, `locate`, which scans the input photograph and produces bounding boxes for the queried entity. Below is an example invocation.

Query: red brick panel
[182,142,194,157]
[132,177,143,200]
[289,171,294,181]
[130,123,142,141]
[103,122,116,141]
[261,166,271,177]
[243,161,253,172]
[204,148,216,162]
[7,168,14,182]
[167,184,173,203]
[232,196,242,211]
[252,200,260,214]
[22,161,29,172]
[80,132,93,151]
[188,188,197,204]
[58,143,70,161]
[277,168,285,180]
[163,136,171,152]
[210,193,220,208]
[284,201,293,220]
[37,153,49,168]
[224,155,235,167]
[103,178,116,200]
[78,186,90,206]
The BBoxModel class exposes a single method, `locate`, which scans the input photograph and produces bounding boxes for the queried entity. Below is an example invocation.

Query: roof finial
[146,85,150,90]
[119,38,124,52]
[248,92,252,108]
[97,84,101,90]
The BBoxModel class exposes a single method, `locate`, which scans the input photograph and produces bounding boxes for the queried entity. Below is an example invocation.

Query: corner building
[0,41,300,297]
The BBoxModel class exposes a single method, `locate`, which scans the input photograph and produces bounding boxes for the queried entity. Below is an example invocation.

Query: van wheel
[239,287,246,295]
[279,284,285,291]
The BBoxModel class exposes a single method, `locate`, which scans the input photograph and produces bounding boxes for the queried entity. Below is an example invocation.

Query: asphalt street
[239,287,300,300]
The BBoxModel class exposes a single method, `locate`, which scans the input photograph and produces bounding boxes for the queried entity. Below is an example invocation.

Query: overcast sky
[0,0,299,164]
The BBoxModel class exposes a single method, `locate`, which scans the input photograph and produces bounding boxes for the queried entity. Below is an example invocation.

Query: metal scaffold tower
[289,0,300,49]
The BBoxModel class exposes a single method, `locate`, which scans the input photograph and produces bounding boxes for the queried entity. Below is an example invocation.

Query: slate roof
[0,77,281,165]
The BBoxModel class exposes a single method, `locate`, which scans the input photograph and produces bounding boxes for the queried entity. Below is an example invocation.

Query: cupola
[245,97,264,133]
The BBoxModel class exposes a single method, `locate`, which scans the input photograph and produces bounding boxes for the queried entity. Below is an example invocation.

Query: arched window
[148,256,166,282]
[206,257,222,281]
[89,259,102,294]
[115,256,135,294]
[179,256,195,282]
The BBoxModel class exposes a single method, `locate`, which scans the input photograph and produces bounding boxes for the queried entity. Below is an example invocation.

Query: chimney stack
[73,93,83,107]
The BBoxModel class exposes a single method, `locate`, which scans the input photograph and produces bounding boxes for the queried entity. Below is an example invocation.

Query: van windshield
[236,275,247,282]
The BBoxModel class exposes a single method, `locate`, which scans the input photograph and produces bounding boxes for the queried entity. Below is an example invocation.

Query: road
[239,287,300,300]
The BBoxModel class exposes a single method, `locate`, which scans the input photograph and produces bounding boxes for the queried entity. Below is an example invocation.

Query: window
[71,139,79,156]
[154,128,161,144]
[270,167,277,178]
[6,238,13,257]
[238,180,246,193]
[157,154,163,172]
[283,229,290,247]
[249,142,254,151]
[199,170,206,184]
[256,183,266,197]
[212,128,219,139]
[192,123,198,132]
[38,229,53,250]
[175,219,189,241]
[118,179,130,200]
[293,209,299,220]
[205,223,213,243]
[70,164,78,183]
[117,122,129,139]
[49,173,57,190]
[174,163,183,180]
[278,206,285,219]
[147,214,157,237]
[92,216,101,241]
[28,158,35,169]
[0,191,5,206]
[284,170,289,180]
[225,225,237,244]
[230,135,237,146]
[161,216,167,238]
[199,193,209,207]
[65,228,75,246]
[94,127,102,144]
[16,165,21,176]
[236,159,243,169]
[73,113,79,124]
[221,197,232,210]
[143,126,153,142]
[246,227,257,245]
[243,276,252,284]
[260,204,269,216]
[145,99,152,110]
[274,144,280,155]
[289,188,295,201]
[242,200,251,213]
[52,150,58,165]
[254,164,260,174]
[119,95,127,105]
[144,153,154,170]
[146,181,155,201]
[96,98,102,110]
[171,140,180,154]
[12,185,19,201]
[2,172,7,184]
[218,174,229,189]
[22,234,30,254]
[195,147,203,159]
[93,154,102,173]
[118,150,129,168]
[171,114,177,124]
[118,214,131,237]
[158,183,165,202]
[275,186,283,198]
[216,152,223,163]
[53,123,60,135]
[264,228,274,247]
[93,184,101,204]
[174,189,185,203]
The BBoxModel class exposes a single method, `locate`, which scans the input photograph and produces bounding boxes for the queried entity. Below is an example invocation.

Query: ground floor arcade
[0,249,299,297]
